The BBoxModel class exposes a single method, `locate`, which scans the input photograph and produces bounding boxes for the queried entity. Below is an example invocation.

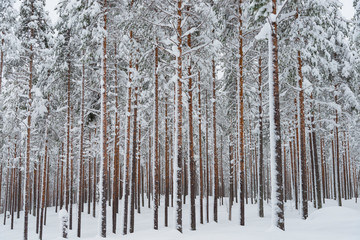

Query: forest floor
[0,198,359,240]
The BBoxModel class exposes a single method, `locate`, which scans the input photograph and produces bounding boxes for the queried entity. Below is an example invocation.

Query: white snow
[1,199,359,240]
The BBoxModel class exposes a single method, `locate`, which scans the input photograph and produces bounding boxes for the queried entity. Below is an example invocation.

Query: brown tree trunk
[229,135,234,221]
[187,27,196,230]
[66,52,71,213]
[335,94,342,206]
[123,29,133,235]
[112,42,120,233]
[175,0,183,232]
[100,0,108,236]
[212,58,219,223]
[198,73,204,224]
[331,138,336,200]
[309,126,316,208]
[137,125,142,214]
[297,49,308,220]
[0,37,4,94]
[93,155,96,218]
[258,56,264,217]
[17,154,22,219]
[153,42,160,230]
[165,97,170,227]
[70,107,74,229]
[40,128,49,240]
[205,90,209,223]
[130,87,138,233]
[77,49,86,237]
[269,0,284,230]
[310,96,322,209]
[24,4,34,236]
[238,0,245,226]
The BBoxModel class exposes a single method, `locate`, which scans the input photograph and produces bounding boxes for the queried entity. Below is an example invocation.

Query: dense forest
[0,0,359,239]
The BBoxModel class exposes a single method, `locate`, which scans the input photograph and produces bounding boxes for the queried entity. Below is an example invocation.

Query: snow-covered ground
[1,198,359,240]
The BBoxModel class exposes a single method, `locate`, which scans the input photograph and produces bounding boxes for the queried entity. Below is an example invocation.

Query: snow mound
[308,207,360,222]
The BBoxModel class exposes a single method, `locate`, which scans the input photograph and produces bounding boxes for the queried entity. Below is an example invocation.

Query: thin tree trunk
[335,94,342,206]
[238,0,245,226]
[309,126,316,208]
[258,56,264,218]
[332,139,336,200]
[310,96,322,209]
[205,90,209,224]
[112,41,120,234]
[153,42,160,230]
[137,125,142,214]
[187,27,196,230]
[198,73,204,224]
[297,49,308,220]
[175,0,183,232]
[130,87,138,233]
[0,37,4,94]
[77,49,86,237]
[24,4,34,236]
[229,135,234,221]
[93,155,96,218]
[70,107,74,229]
[212,58,219,223]
[165,97,170,227]
[66,49,71,213]
[40,127,49,240]
[123,29,133,236]
[99,0,108,236]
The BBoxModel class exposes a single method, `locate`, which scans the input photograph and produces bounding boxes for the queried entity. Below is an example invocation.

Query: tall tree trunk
[269,0,284,230]
[198,73,204,224]
[165,97,170,227]
[238,0,245,226]
[77,49,86,237]
[175,0,183,233]
[205,90,209,223]
[70,107,74,229]
[153,42,160,230]
[40,125,49,240]
[130,87,138,233]
[310,96,322,209]
[66,50,71,213]
[24,2,34,237]
[335,95,341,206]
[99,0,108,236]
[297,49,308,220]
[258,56,264,218]
[229,135,234,221]
[331,139,336,200]
[137,125,142,214]
[212,58,219,223]
[0,37,4,94]
[187,27,196,230]
[309,126,316,208]
[123,30,133,236]
[112,42,120,233]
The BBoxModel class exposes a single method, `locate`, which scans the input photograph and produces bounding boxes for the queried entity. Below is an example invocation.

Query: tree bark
[198,73,203,224]
[153,42,160,230]
[99,0,108,236]
[258,56,264,218]
[187,27,196,230]
[238,0,245,226]
[175,0,183,233]
[269,0,284,230]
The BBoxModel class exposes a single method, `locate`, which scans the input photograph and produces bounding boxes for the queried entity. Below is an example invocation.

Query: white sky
[15,0,356,24]
[340,0,355,19]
